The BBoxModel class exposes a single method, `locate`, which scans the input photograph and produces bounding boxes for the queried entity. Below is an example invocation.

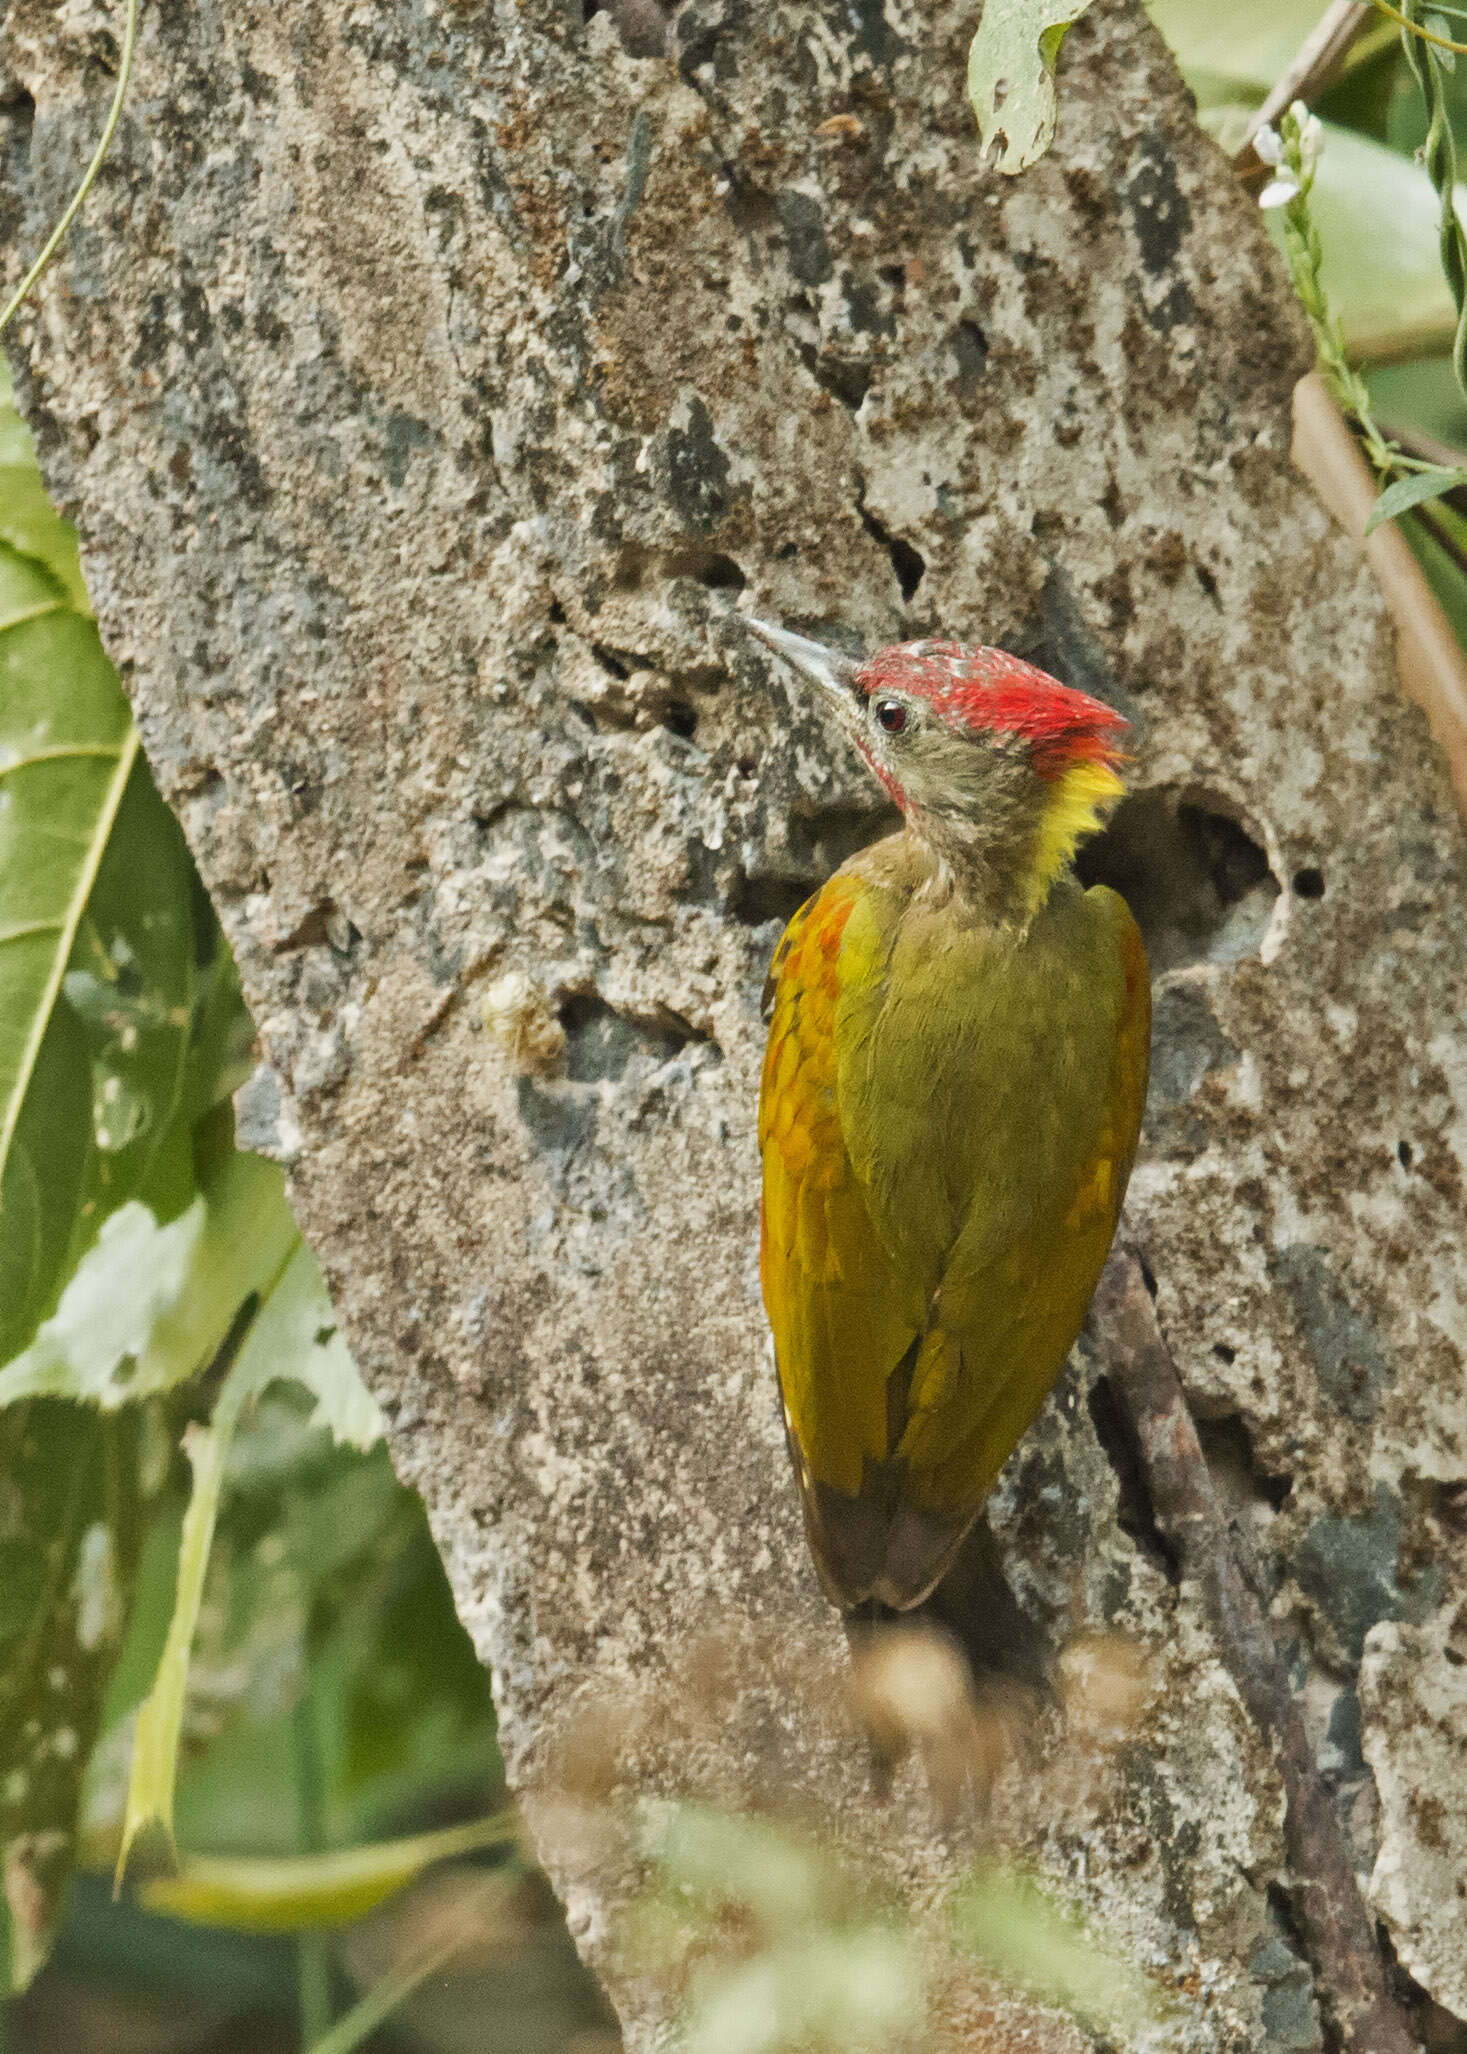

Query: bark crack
[1095,1251,1417,2054]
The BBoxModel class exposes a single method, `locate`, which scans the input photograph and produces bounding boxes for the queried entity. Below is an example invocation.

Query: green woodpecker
[751,621,1150,1612]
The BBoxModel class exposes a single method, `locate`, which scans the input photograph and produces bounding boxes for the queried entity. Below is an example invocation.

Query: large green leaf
[0,359,89,613]
[1192,106,1465,366]
[0,379,203,1362]
[0,1152,298,1410]
[0,1403,149,1985]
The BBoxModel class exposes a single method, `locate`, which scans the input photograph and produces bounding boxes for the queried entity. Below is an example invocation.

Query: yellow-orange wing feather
[760,870,1149,1610]
[759,877,929,1602]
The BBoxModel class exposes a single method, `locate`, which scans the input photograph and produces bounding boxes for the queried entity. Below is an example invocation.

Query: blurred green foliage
[0,360,515,2047]
[1148,0,1467,692]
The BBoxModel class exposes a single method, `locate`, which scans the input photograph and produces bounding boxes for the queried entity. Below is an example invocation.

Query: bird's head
[749,620,1129,923]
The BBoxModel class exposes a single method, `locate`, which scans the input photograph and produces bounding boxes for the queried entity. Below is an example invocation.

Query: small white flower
[1289,101,1324,173]
[1253,124,1284,166]
[1258,172,1301,210]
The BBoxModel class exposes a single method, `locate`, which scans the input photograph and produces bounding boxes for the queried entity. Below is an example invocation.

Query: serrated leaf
[1365,465,1467,534]
[967,0,1096,173]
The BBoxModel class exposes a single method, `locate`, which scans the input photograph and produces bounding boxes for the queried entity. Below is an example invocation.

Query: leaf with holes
[967,0,1096,174]
[0,383,201,1366]
[0,1402,149,1986]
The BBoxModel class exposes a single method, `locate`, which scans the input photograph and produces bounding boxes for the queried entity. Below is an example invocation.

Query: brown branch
[1293,372,1467,817]
[1094,1253,1417,2054]
[1234,2,1374,182]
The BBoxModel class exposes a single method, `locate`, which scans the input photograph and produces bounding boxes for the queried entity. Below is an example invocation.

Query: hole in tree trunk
[1076,787,1279,975]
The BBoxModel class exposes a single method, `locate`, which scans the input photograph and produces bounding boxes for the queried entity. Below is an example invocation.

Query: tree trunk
[5,0,1467,2043]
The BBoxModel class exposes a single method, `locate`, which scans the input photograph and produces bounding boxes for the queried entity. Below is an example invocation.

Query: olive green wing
[895,889,1151,1528]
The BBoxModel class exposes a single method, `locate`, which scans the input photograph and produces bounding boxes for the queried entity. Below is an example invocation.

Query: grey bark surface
[5,0,1467,2044]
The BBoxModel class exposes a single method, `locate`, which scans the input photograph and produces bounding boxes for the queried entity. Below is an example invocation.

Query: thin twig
[1095,1254,1417,2054]
[0,0,139,340]
[1374,416,1467,477]
[1233,3,1373,178]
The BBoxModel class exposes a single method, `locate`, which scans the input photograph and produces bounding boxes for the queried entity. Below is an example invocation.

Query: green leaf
[0,1152,293,1409]
[1197,107,1467,365]
[220,1237,382,1452]
[1365,464,1467,532]
[0,361,214,1364]
[947,1866,1159,2031]
[0,1403,148,1986]
[114,1230,381,1883]
[967,0,1096,173]
[0,358,89,609]
[1146,0,1346,101]
[136,1813,516,1932]
[158,1432,500,1868]
[116,1413,232,1879]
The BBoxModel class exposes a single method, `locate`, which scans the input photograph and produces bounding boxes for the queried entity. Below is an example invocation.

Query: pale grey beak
[744,618,861,709]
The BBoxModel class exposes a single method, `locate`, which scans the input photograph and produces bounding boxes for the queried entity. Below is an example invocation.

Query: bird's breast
[832,879,1128,1283]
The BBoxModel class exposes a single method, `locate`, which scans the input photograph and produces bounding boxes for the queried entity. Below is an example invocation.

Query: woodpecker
[751,621,1150,1613]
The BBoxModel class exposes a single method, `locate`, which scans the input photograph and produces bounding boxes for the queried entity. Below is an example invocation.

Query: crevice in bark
[855,493,925,603]
[1380,1932,1467,2053]
[1086,1371,1180,1582]
[797,340,873,410]
[1097,1252,1418,2054]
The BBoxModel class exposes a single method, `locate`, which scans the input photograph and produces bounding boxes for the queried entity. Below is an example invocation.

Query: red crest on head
[854,640,1128,780]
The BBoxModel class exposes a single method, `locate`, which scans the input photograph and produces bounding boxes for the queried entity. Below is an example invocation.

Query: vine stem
[0,0,139,342]
[1399,0,1467,403]
[1371,0,1467,52]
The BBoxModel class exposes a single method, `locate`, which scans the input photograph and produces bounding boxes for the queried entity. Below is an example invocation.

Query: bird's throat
[905,757,1125,928]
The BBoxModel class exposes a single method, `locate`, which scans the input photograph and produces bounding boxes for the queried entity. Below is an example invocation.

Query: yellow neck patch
[1026,759,1125,915]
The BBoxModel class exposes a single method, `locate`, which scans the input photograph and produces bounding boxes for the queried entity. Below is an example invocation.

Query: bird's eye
[873,698,907,736]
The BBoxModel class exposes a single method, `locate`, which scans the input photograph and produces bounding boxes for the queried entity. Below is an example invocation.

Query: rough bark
[5,0,1467,2045]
